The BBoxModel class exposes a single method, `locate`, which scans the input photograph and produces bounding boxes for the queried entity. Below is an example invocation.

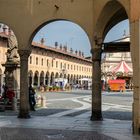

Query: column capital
[18,50,31,59]
[91,48,102,61]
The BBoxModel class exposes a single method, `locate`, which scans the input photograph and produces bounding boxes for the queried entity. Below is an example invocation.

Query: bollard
[40,95,46,108]
[37,95,41,105]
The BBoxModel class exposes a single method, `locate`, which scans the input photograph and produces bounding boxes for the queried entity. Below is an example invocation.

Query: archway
[28,19,92,127]
[45,71,50,86]
[55,72,59,79]
[28,70,33,85]
[40,71,45,86]
[50,72,54,86]
[34,71,39,86]
[91,0,129,122]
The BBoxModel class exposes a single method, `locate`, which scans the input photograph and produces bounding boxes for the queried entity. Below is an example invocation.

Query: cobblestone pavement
[0,127,117,140]
[0,91,139,140]
[0,116,140,140]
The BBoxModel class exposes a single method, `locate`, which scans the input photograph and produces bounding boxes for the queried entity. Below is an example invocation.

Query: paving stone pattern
[0,127,117,140]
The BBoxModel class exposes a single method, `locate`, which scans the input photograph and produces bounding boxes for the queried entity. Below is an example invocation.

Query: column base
[18,111,31,119]
[90,111,103,121]
[132,121,140,135]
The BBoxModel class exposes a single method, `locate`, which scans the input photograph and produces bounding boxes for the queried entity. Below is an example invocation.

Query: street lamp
[61,65,67,90]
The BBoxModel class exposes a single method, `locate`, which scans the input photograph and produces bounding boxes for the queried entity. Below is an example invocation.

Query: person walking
[29,85,36,111]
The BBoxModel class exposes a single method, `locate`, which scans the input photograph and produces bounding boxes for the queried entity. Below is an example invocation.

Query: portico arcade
[0,0,140,134]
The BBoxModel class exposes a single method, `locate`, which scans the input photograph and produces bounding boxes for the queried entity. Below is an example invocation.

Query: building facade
[1,0,140,134]
[101,35,133,89]
[0,28,92,92]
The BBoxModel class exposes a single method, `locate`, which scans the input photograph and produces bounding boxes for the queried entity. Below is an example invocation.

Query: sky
[33,20,129,57]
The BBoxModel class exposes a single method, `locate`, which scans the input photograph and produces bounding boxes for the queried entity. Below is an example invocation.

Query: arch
[28,70,33,85]
[45,71,50,86]
[55,72,59,78]
[64,74,67,79]
[60,73,63,78]
[95,0,128,40]
[50,72,54,86]
[34,71,39,86]
[28,70,33,77]
[92,0,131,124]
[29,19,91,52]
[40,71,45,85]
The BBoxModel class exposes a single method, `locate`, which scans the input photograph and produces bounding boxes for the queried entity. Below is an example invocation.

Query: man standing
[29,85,36,111]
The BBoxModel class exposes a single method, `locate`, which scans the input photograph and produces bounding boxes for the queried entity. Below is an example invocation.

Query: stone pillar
[38,76,40,86]
[32,76,34,86]
[18,50,31,118]
[130,19,140,134]
[91,47,103,121]
[48,76,50,87]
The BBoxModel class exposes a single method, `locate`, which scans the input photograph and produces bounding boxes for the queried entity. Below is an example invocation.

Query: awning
[109,60,133,74]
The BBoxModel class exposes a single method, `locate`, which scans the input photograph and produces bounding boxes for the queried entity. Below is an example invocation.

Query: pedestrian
[6,88,15,104]
[2,85,9,104]
[29,85,36,111]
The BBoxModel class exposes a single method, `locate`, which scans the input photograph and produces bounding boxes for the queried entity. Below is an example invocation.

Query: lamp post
[61,65,67,90]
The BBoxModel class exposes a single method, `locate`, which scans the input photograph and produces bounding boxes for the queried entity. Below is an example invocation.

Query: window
[71,65,73,70]
[64,63,66,69]
[61,62,62,69]
[30,56,32,64]
[36,57,38,65]
[52,59,54,67]
[41,58,43,66]
[47,59,49,67]
[56,61,58,68]
[79,66,81,71]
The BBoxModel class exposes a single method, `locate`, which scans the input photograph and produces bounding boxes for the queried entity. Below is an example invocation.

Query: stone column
[32,76,34,86]
[91,47,103,121]
[47,76,50,87]
[18,50,31,118]
[38,76,40,86]
[130,19,140,134]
